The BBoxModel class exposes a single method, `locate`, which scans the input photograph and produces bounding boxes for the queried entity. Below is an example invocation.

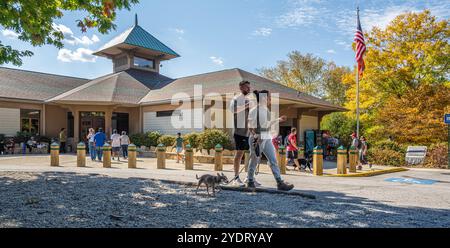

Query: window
[20,109,40,134]
[134,56,155,69]
[156,110,181,117]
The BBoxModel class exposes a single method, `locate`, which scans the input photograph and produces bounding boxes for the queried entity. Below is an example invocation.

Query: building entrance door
[112,112,129,134]
[80,112,105,142]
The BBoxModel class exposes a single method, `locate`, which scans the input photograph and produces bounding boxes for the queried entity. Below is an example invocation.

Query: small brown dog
[195,173,229,196]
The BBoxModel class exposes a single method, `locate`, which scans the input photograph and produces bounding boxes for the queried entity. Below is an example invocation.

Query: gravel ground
[0,171,449,228]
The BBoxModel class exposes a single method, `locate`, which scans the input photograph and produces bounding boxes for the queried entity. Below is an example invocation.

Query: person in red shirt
[287,128,301,170]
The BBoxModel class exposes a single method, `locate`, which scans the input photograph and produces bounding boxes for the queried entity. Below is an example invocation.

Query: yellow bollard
[156,144,166,169]
[102,143,112,168]
[313,146,323,176]
[337,146,347,175]
[185,144,194,170]
[244,150,250,172]
[50,142,60,167]
[278,145,286,175]
[128,144,137,169]
[214,144,223,171]
[348,146,357,173]
[76,142,86,167]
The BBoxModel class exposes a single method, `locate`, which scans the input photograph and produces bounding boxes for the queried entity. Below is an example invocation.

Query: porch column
[73,109,80,143]
[296,109,303,144]
[41,104,46,136]
[105,109,112,137]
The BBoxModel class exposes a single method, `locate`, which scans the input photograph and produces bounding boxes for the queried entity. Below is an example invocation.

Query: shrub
[0,134,5,142]
[183,132,200,148]
[158,135,177,147]
[129,131,162,147]
[198,129,232,150]
[368,147,405,166]
[146,131,162,147]
[371,140,406,153]
[424,143,448,169]
[14,131,33,143]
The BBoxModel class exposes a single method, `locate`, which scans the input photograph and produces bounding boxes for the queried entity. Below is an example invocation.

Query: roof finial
[135,13,138,26]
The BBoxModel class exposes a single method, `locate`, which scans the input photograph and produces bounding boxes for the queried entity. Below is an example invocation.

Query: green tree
[0,0,139,66]
[322,62,351,105]
[259,51,326,97]
[259,51,350,105]
[320,112,356,147]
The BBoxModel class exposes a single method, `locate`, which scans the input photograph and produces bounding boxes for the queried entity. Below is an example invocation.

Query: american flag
[354,8,366,77]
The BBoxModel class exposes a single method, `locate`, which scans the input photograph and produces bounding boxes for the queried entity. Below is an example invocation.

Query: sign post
[445,114,450,169]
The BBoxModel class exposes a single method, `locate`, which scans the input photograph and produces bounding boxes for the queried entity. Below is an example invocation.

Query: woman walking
[87,128,96,161]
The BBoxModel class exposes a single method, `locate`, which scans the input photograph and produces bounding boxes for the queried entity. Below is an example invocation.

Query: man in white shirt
[229,80,252,186]
[247,90,294,191]
[110,129,121,161]
[120,131,130,159]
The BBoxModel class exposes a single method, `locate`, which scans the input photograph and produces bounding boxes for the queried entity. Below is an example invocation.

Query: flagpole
[356,6,360,139]
[356,62,360,139]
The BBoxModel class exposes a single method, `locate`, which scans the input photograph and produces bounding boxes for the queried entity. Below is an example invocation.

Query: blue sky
[1,0,449,79]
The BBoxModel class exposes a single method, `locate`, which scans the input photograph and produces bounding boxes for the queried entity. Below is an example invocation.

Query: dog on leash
[195,173,229,196]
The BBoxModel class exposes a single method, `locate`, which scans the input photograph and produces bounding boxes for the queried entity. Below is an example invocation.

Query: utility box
[405,146,427,165]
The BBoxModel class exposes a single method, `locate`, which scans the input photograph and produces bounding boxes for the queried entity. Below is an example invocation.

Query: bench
[405,146,427,165]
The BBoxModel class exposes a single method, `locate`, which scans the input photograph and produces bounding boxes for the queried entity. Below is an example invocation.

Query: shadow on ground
[0,171,448,228]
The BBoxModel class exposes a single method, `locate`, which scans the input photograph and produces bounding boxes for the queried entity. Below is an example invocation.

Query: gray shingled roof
[0,67,89,101]
[47,69,173,105]
[139,68,346,111]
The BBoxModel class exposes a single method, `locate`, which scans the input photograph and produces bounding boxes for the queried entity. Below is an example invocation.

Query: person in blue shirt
[93,128,107,161]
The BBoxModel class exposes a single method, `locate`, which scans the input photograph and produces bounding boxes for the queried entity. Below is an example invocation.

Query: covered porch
[44,103,141,150]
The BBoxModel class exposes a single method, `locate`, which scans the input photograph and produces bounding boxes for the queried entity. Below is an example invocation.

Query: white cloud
[65,35,100,46]
[91,34,100,43]
[326,49,336,54]
[1,29,19,39]
[174,28,185,34]
[335,2,450,36]
[52,23,100,46]
[52,23,73,36]
[209,56,224,66]
[57,48,96,63]
[252,27,272,37]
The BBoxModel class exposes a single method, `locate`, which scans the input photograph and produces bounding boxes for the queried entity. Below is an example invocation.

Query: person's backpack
[285,135,291,146]
[356,139,362,150]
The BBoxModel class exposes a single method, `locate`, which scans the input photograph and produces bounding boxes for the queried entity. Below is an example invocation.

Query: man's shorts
[112,147,121,152]
[234,134,249,151]
[176,147,183,153]
[287,150,298,159]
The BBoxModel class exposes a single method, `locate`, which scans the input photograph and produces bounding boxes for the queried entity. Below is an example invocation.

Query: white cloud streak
[209,56,224,66]
[53,23,100,46]
[252,27,272,37]
[57,48,96,63]
[1,29,19,39]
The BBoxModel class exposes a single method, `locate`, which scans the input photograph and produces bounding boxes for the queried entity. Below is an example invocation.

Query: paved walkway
[0,155,449,227]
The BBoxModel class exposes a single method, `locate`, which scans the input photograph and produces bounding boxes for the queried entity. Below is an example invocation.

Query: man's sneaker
[244,177,261,187]
[277,181,294,191]
[246,180,256,189]
[231,177,245,187]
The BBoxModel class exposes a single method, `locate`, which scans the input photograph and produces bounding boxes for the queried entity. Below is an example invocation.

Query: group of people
[86,128,130,162]
[229,80,294,191]
[351,132,370,168]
